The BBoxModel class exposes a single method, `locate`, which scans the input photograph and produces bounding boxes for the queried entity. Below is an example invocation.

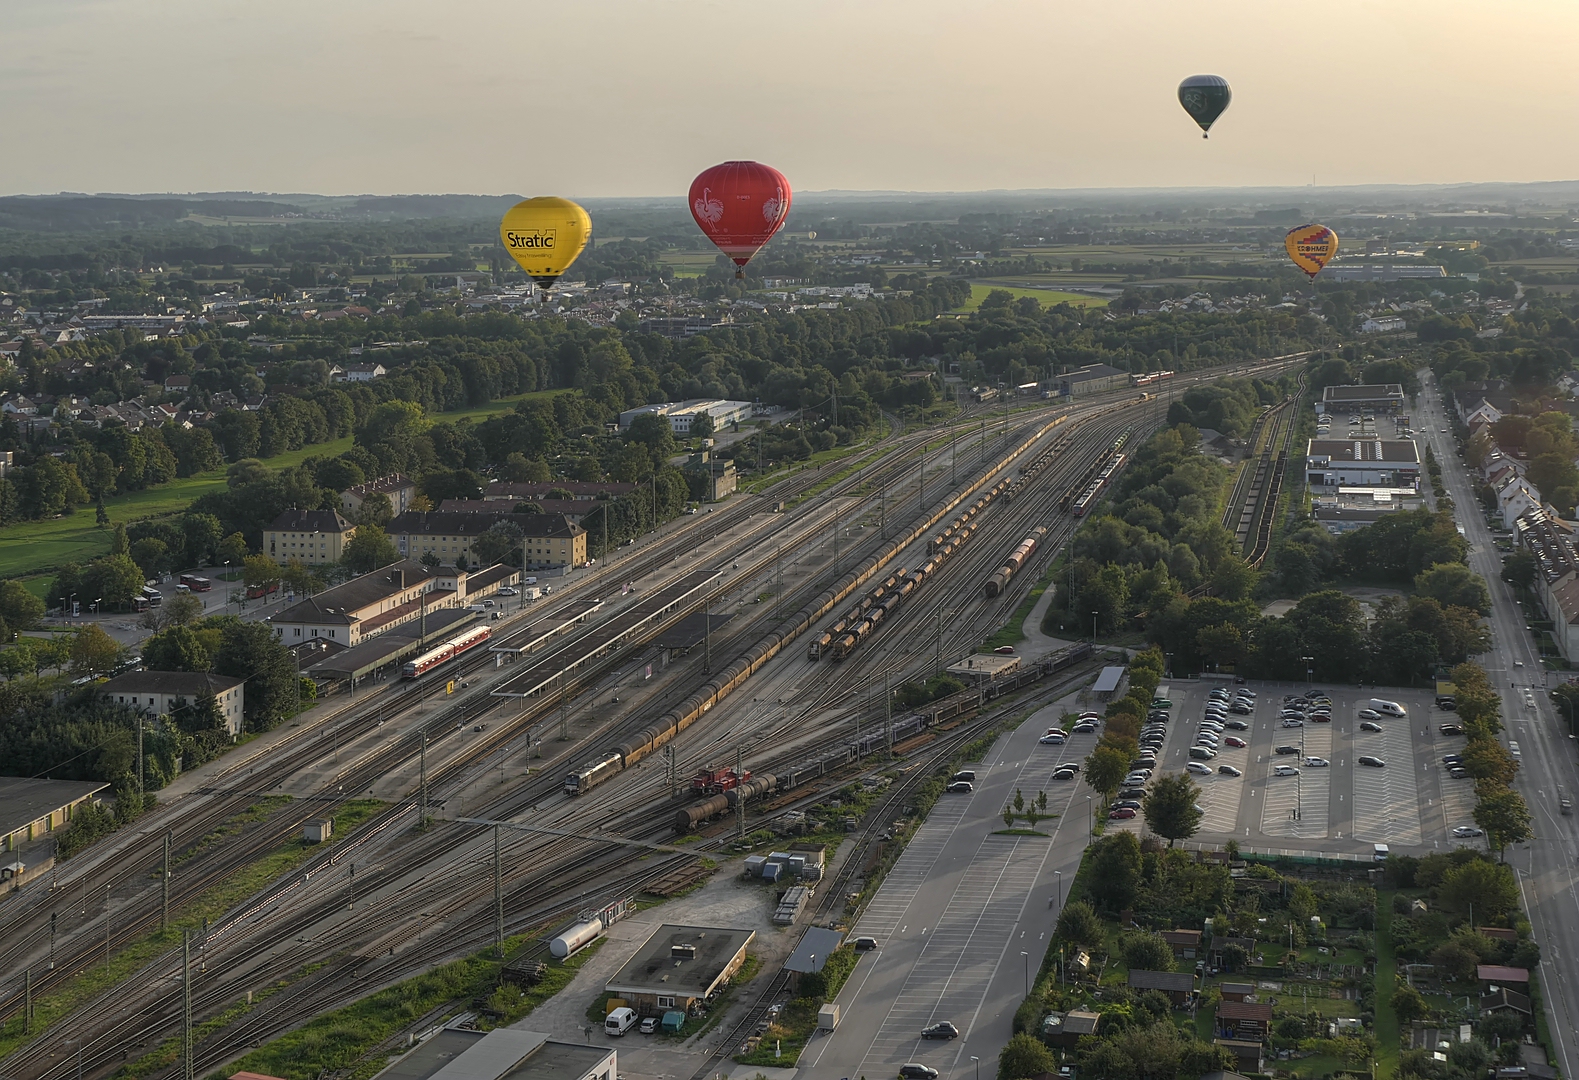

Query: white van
[1369,698,1407,718]
[1373,843,1390,862]
[605,1006,637,1035]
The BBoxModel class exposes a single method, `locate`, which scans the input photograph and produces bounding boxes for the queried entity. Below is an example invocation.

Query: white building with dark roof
[268,560,457,647]
[264,508,356,565]
[1320,383,1407,413]
[1304,438,1421,488]
[100,671,246,736]
[340,473,418,518]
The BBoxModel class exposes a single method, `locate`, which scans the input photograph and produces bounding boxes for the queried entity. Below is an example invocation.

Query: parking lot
[1106,679,1482,855]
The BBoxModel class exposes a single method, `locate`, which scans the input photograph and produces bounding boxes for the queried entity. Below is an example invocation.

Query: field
[0,389,568,585]
[955,282,1110,311]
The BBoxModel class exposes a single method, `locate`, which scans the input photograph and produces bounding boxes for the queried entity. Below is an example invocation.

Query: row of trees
[1450,662,1534,858]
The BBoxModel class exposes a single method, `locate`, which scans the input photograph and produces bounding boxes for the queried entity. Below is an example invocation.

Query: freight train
[669,640,1097,828]
[563,405,1133,801]
[984,526,1048,598]
[400,624,492,678]
[1071,452,1126,517]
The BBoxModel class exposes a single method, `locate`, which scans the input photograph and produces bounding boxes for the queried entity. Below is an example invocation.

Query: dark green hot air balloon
[1178,74,1231,138]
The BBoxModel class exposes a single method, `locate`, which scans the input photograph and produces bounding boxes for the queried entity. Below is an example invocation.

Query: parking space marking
[852,797,971,944]
[1431,727,1477,837]
[1351,717,1423,845]
[854,835,1050,1073]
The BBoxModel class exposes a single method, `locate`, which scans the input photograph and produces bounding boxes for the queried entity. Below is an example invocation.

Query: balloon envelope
[689,161,792,274]
[499,197,591,287]
[1178,75,1231,137]
[1285,224,1339,279]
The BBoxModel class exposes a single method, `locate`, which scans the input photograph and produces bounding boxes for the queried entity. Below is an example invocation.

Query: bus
[246,581,280,600]
[178,574,212,592]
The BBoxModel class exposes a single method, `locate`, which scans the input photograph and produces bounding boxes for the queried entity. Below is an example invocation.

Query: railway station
[491,568,723,698]
[301,607,478,687]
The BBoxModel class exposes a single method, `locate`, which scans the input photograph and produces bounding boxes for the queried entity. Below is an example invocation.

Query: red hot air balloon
[689,161,792,278]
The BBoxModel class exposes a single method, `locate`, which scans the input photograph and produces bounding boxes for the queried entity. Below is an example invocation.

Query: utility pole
[665,744,677,798]
[161,832,171,931]
[182,930,193,1080]
[918,446,925,512]
[137,717,143,807]
[884,670,893,756]
[775,545,782,621]
[493,824,504,959]
[703,595,711,674]
[347,863,356,909]
[558,666,569,740]
[832,507,839,573]
[735,745,746,839]
[22,969,30,1033]
[419,732,428,825]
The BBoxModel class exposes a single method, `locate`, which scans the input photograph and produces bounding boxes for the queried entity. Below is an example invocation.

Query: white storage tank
[550,918,604,959]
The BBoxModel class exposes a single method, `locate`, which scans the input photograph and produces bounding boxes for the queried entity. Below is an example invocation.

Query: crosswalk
[854,834,1050,1076]
[1351,720,1422,845]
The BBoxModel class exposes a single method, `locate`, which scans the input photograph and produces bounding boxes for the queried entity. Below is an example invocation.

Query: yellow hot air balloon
[499,197,591,288]
[1284,223,1339,279]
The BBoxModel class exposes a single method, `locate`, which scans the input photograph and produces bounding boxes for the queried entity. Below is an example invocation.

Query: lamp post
[1055,869,1063,912]
[1021,949,1030,996]
[1091,609,1098,643]
[1303,655,1314,690]
[1085,795,1092,836]
[971,1056,980,1080]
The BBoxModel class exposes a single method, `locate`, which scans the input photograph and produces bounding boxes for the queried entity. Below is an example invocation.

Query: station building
[386,511,586,570]
[1057,363,1129,396]
[603,924,754,1016]
[269,561,454,647]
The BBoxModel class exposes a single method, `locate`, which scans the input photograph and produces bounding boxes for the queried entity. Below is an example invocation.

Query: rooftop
[370,1029,611,1080]
[100,671,244,697]
[267,508,353,533]
[0,778,109,836]
[1322,383,1405,400]
[605,924,755,998]
[785,928,844,974]
[1306,438,1421,464]
[343,473,414,499]
[273,561,438,625]
[1217,1001,1274,1021]
[1093,665,1127,694]
[1478,964,1530,983]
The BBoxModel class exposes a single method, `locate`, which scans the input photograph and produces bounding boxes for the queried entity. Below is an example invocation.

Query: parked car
[1303,757,1330,768]
[1358,756,1387,768]
[1073,722,1097,734]
[946,781,974,793]
[1442,754,1464,766]
[1224,736,1247,748]
[1053,768,1077,781]
[1225,720,1250,731]
[1218,764,1243,777]
[921,1022,960,1040]
[1113,799,1142,810]
[1078,712,1102,722]
[1448,766,1470,779]
[1452,825,1484,838]
[640,1016,658,1034]
[1039,732,1066,745]
[1186,761,1213,776]
[1281,719,1304,728]
[1439,723,1464,735]
[1273,765,1301,776]
[1358,709,1382,721]
[1229,702,1253,714]
[1360,721,1383,732]
[1188,746,1217,760]
[900,1067,940,1080]
[1057,762,1081,773]
[1274,745,1300,755]
[1109,807,1137,820]
[1309,712,1331,722]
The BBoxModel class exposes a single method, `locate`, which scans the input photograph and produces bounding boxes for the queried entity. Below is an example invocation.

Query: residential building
[1305,438,1421,488]
[366,1028,615,1080]
[264,509,356,565]
[1057,363,1129,396]
[685,451,737,501]
[100,671,246,736]
[1360,315,1407,334]
[1320,383,1407,413]
[333,362,387,382]
[438,498,595,523]
[386,511,586,569]
[268,561,457,647]
[604,924,754,1015]
[1,778,110,853]
[617,399,753,433]
[1540,570,1579,664]
[340,473,418,518]
[1479,987,1533,1020]
[1497,475,1543,530]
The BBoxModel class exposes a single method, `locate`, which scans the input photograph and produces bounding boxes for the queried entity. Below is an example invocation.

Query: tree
[1085,745,1130,798]
[142,625,213,672]
[356,491,393,527]
[280,558,325,597]
[182,513,224,567]
[69,624,123,678]
[1415,562,1491,614]
[1391,980,1428,1025]
[129,537,169,579]
[1439,856,1520,918]
[163,592,205,627]
[217,531,250,568]
[1087,831,1143,913]
[1143,773,1203,846]
[689,411,715,439]
[1430,939,1481,982]
[502,453,551,483]
[1122,932,1176,973]
[998,1032,1056,1080]
[1210,556,1258,602]
[1473,786,1534,860]
[1502,550,1538,590]
[472,519,525,567]
[1462,740,1518,785]
[111,521,130,556]
[1055,900,1104,949]
[212,620,295,731]
[83,554,146,608]
[242,554,283,594]
[0,581,45,633]
[343,524,398,573]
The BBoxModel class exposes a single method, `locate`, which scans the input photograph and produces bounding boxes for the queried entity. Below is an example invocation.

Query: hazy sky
[10,0,1579,198]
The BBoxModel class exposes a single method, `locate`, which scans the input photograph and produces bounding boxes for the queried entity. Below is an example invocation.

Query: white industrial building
[617,399,753,433]
[1305,438,1421,488]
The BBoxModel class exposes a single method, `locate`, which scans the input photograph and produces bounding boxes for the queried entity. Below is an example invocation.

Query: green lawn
[1374,890,1400,1076]
[955,283,1110,312]
[0,391,564,584]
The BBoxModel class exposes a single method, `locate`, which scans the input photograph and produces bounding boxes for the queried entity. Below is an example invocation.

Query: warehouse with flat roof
[604,924,755,1014]
[1,778,109,853]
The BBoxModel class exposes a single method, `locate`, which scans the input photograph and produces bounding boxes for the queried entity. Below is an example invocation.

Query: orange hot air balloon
[1284,224,1339,279]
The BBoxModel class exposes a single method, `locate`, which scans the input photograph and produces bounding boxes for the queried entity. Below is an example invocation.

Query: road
[1415,370,1578,1077]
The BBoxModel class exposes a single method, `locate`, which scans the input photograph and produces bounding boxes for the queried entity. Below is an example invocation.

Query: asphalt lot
[799,698,1097,1080]
[1105,680,1481,855]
